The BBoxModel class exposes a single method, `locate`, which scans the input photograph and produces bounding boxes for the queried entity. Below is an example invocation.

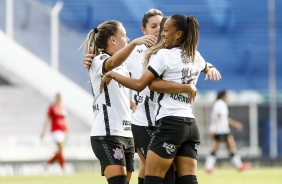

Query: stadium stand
[1,0,281,91]
[0,30,93,162]
[36,0,282,91]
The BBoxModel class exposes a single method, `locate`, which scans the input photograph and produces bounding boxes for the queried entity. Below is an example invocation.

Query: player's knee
[107,175,127,184]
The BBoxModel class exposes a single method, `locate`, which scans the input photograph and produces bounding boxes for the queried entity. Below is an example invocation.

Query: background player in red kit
[40,92,68,172]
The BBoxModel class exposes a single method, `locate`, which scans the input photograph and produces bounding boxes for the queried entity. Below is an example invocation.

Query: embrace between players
[82,9,221,184]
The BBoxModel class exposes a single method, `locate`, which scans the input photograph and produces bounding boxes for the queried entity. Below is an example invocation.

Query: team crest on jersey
[162,142,176,154]
[113,148,123,160]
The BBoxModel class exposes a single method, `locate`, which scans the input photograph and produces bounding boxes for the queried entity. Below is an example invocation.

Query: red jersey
[47,104,67,132]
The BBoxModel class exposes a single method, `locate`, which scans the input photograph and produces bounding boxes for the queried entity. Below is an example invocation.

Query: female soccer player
[83,20,156,184]
[84,10,201,184]
[100,14,220,184]
[40,92,68,173]
[205,90,251,173]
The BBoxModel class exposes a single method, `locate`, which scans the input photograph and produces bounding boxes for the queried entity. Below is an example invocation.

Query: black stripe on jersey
[155,93,164,119]
[149,90,154,101]
[144,96,153,127]
[102,104,111,136]
[147,66,159,78]
[102,58,110,74]
[103,83,111,107]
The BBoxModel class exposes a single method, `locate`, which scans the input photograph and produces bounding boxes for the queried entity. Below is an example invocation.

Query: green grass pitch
[1,167,282,184]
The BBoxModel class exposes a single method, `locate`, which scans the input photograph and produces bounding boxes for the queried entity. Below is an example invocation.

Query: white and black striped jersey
[209,99,230,134]
[124,44,148,106]
[89,52,132,137]
[131,54,158,127]
[132,87,158,126]
[148,47,206,121]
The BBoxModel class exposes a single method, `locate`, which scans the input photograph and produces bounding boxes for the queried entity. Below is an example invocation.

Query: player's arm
[64,115,68,132]
[148,78,197,103]
[40,116,50,139]
[228,117,243,131]
[100,69,155,93]
[104,35,156,72]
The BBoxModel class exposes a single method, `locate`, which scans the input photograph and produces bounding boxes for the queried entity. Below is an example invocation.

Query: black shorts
[213,133,231,142]
[90,136,135,175]
[148,116,201,159]
[132,124,157,158]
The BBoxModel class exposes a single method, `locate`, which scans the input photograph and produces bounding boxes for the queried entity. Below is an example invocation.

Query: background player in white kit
[82,20,156,184]
[100,14,222,184]
[204,90,252,173]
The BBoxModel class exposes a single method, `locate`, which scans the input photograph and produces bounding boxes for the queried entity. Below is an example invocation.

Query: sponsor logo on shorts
[162,142,176,154]
[140,147,145,156]
[113,148,123,160]
[194,144,200,153]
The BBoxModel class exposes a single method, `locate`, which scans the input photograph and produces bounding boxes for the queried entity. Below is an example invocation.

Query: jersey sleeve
[195,50,206,71]
[213,101,222,116]
[147,50,166,78]
[92,54,110,76]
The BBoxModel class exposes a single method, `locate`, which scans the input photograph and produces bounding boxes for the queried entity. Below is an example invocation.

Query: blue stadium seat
[38,0,282,91]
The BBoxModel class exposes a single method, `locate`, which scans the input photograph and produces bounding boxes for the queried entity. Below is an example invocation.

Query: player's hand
[84,47,95,69]
[187,79,197,104]
[204,67,222,82]
[130,101,137,113]
[132,35,157,47]
[100,71,114,93]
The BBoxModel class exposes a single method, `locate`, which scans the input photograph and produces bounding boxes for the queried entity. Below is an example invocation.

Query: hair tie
[94,27,98,33]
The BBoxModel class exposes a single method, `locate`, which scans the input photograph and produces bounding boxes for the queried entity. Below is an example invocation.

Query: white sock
[205,154,216,170]
[231,154,242,168]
